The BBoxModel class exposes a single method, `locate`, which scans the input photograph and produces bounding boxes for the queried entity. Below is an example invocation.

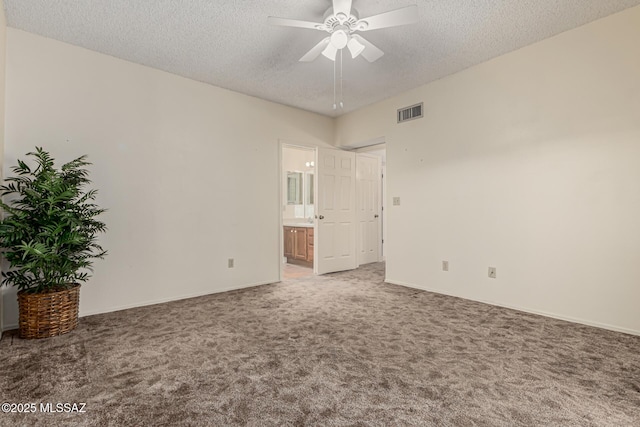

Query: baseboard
[6,278,636,337]
[2,322,18,332]
[385,279,640,337]
[79,279,277,318]
[0,280,277,332]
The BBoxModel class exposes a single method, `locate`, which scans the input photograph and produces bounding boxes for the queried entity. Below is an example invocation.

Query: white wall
[2,29,335,328]
[336,6,640,335]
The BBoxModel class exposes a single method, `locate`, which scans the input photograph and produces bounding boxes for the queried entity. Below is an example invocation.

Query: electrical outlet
[393,197,401,206]
[228,258,234,268]
[442,260,449,271]
[488,267,496,278]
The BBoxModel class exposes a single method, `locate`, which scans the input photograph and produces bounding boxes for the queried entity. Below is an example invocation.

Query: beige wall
[2,29,334,328]
[336,6,640,334]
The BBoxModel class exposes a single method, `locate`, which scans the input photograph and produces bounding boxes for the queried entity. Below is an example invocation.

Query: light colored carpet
[1,262,639,426]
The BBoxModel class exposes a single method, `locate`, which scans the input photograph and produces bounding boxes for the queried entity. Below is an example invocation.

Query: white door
[315,148,357,275]
[356,153,382,265]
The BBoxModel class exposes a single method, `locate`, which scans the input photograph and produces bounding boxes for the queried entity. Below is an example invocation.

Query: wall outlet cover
[393,197,401,206]
[228,258,234,268]
[442,260,449,271]
[488,267,496,278]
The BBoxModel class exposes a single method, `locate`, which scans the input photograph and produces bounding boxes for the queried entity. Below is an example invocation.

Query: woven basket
[17,284,81,339]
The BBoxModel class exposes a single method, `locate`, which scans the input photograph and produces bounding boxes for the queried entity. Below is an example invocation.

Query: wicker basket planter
[17,284,81,339]
[0,149,106,340]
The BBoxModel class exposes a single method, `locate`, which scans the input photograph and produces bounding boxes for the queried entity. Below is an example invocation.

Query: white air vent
[397,103,423,123]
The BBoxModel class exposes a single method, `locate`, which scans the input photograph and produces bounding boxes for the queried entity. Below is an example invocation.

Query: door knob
[374,214,379,218]
[319,215,324,220]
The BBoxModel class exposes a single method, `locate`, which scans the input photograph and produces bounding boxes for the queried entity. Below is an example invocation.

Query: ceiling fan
[268,0,418,63]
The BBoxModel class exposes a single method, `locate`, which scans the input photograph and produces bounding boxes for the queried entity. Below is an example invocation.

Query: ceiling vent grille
[397,103,423,123]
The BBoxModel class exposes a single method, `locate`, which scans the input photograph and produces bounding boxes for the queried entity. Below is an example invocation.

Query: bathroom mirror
[286,172,303,205]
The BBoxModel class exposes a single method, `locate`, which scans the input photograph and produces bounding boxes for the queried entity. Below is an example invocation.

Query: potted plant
[0,147,107,339]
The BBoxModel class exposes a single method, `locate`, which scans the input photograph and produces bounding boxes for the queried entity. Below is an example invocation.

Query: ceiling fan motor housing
[322,7,360,34]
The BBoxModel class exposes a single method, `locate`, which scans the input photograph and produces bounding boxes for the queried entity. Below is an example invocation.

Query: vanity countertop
[283,222,314,228]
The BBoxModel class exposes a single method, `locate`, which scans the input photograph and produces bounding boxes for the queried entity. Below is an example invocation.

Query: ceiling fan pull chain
[333,52,337,110]
[340,49,344,109]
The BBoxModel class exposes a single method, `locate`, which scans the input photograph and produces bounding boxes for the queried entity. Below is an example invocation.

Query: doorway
[281,144,316,280]
[279,143,385,282]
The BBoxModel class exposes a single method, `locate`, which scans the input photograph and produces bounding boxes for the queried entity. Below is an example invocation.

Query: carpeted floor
[1,262,639,426]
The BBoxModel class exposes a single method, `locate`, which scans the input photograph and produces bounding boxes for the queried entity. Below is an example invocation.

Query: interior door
[315,148,357,275]
[356,153,382,265]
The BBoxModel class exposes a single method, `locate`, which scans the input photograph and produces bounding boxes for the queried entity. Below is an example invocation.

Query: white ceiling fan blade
[333,0,353,18]
[357,5,419,31]
[352,35,384,62]
[300,37,331,62]
[267,16,322,30]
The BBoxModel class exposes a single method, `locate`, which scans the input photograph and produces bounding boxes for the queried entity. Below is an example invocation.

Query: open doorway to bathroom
[281,144,315,280]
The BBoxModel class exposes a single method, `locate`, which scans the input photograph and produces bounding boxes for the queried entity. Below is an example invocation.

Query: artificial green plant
[0,147,107,293]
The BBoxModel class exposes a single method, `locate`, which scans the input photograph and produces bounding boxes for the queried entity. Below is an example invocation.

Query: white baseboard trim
[2,322,18,332]
[6,278,637,338]
[385,279,640,337]
[79,279,276,318]
[1,280,277,332]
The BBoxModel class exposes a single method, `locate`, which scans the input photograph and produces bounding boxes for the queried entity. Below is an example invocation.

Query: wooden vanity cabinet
[294,228,308,260]
[284,226,314,267]
[284,227,295,258]
[307,228,314,263]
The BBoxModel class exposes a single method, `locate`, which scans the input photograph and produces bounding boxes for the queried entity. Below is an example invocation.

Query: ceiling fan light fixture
[347,37,365,58]
[330,30,348,49]
[322,43,338,61]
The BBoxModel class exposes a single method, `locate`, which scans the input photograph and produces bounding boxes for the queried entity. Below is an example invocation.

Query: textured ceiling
[5,0,640,117]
